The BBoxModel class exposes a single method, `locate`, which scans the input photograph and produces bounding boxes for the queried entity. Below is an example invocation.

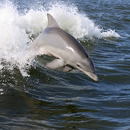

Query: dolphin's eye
[77,64,80,67]
[86,54,88,58]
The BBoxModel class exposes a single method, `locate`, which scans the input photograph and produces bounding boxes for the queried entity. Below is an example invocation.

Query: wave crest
[0,1,120,76]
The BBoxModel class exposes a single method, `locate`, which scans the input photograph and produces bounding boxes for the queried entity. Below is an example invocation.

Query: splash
[0,1,120,76]
[0,1,31,76]
[47,3,120,39]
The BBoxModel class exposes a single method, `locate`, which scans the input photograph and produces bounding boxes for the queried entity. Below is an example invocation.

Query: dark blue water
[0,0,130,129]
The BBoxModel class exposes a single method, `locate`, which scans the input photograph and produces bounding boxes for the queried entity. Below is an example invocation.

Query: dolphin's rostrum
[29,13,98,81]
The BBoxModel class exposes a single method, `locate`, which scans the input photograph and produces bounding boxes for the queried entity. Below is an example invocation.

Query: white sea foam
[0,1,120,76]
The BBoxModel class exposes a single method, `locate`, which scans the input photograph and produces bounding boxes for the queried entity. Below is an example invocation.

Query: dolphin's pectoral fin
[45,59,65,69]
[63,65,74,72]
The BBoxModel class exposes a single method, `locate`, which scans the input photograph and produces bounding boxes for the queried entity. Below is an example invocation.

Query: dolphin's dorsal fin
[47,13,60,28]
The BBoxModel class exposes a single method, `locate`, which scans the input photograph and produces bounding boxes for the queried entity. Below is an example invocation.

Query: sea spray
[0,1,120,76]
[0,1,32,76]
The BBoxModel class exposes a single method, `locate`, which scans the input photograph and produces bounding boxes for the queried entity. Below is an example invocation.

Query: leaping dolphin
[29,13,98,81]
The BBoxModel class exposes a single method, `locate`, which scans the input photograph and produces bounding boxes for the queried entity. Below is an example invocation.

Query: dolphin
[29,13,98,81]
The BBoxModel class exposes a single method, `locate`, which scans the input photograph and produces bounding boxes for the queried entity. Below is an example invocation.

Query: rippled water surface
[0,0,130,129]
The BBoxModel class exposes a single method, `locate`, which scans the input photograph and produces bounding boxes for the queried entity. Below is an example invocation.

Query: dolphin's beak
[84,71,98,81]
[77,67,98,81]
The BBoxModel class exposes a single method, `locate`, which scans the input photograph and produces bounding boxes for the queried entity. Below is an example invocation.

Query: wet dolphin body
[29,13,98,81]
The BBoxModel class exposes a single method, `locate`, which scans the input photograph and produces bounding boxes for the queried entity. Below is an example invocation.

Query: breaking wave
[0,0,120,76]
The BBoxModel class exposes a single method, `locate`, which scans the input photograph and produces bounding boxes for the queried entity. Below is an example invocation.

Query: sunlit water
[0,0,130,130]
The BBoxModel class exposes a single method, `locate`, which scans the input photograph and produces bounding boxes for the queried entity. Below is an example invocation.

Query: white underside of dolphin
[29,13,98,81]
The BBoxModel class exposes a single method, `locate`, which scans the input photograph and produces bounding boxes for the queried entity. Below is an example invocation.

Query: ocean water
[0,0,130,129]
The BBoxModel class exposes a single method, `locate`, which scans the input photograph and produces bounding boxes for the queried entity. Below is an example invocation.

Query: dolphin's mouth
[76,67,98,81]
[85,72,98,81]
[80,70,98,81]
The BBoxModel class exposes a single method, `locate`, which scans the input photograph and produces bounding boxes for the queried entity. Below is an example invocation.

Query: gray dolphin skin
[29,13,98,81]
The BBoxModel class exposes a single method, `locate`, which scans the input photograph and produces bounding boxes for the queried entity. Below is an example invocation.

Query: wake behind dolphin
[29,13,98,81]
